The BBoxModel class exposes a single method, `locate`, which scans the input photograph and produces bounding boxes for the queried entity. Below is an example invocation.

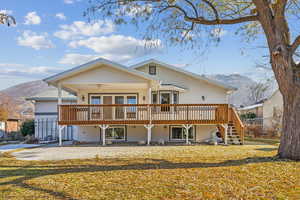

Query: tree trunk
[278,91,300,160]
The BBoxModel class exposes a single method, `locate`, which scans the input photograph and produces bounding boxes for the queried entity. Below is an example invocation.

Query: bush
[20,120,35,137]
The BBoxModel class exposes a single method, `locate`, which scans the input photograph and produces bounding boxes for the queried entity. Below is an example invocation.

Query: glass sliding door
[170,126,194,141]
[103,96,113,120]
[160,92,171,111]
[115,96,125,119]
[126,96,137,119]
[90,96,101,120]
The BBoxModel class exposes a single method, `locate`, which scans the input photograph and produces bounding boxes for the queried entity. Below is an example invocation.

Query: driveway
[0,144,41,153]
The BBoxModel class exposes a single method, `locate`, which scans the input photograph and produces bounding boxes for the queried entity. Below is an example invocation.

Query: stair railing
[229,107,245,144]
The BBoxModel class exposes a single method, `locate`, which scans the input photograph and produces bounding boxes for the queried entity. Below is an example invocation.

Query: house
[26,88,76,141]
[238,103,263,118]
[0,118,20,137]
[262,90,283,130]
[41,58,244,145]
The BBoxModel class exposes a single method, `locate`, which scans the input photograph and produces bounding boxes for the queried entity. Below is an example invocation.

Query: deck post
[58,83,62,105]
[224,124,228,145]
[99,125,109,146]
[144,124,154,145]
[58,125,66,146]
[99,124,109,146]
[183,124,192,144]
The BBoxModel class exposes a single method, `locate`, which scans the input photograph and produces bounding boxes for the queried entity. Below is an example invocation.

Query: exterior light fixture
[81,95,85,102]
[202,96,205,101]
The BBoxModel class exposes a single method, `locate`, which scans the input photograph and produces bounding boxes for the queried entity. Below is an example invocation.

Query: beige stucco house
[41,58,244,145]
[262,90,283,130]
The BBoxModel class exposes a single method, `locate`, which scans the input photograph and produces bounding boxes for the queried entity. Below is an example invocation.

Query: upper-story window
[149,65,157,75]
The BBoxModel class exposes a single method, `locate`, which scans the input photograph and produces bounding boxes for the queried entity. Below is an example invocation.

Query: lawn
[0,145,299,200]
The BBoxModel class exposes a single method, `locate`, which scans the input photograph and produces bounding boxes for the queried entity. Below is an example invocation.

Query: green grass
[0,145,299,200]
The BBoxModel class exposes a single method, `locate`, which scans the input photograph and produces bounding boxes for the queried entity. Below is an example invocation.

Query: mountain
[0,80,52,119]
[208,74,257,106]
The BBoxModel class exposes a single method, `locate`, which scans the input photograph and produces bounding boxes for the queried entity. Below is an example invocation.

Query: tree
[0,12,15,26]
[20,120,35,137]
[248,81,271,104]
[88,0,300,160]
[0,106,8,121]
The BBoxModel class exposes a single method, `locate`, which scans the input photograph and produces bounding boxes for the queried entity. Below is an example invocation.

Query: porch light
[202,96,205,101]
[81,95,85,102]
[143,96,146,101]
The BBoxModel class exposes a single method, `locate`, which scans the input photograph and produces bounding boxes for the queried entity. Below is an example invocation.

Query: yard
[0,144,299,200]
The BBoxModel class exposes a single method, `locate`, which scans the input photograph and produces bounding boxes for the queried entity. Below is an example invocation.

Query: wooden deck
[58,104,230,125]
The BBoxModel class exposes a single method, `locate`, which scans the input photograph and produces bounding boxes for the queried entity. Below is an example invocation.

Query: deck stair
[227,121,243,145]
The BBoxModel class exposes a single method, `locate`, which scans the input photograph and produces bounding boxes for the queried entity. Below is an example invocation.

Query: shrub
[20,120,34,137]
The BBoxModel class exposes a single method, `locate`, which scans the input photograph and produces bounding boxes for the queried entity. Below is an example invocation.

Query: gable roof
[130,59,236,91]
[44,57,159,84]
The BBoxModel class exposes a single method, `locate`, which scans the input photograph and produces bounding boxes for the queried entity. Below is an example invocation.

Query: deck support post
[223,124,228,145]
[183,124,192,144]
[144,124,154,145]
[58,125,66,146]
[99,125,109,146]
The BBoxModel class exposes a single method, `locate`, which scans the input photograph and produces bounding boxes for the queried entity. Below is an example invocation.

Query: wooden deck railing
[229,107,245,144]
[58,104,229,125]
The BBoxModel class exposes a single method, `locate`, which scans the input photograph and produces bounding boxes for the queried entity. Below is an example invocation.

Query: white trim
[44,57,160,84]
[130,59,236,91]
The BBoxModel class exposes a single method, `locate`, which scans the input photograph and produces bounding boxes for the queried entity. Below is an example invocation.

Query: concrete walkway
[12,145,188,161]
[0,144,41,153]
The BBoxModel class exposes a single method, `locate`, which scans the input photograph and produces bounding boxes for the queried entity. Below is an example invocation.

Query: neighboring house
[0,118,20,137]
[238,103,263,118]
[26,89,77,141]
[262,90,283,130]
[41,58,244,145]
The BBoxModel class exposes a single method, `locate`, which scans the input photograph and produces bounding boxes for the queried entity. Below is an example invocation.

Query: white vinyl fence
[35,118,74,141]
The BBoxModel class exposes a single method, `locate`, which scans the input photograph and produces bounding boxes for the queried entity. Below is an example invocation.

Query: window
[105,126,126,140]
[149,65,156,75]
[91,96,101,104]
[170,126,194,140]
[151,92,158,104]
[173,91,179,104]
[127,96,137,104]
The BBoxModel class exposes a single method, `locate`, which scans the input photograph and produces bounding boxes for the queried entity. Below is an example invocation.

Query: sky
[0,0,271,90]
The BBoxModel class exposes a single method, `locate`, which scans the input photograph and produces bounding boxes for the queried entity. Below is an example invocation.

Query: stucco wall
[75,125,216,143]
[135,64,228,104]
[61,64,149,84]
[263,90,283,129]
[35,100,76,114]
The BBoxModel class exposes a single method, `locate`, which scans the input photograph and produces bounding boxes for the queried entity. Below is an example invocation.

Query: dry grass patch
[0,145,299,200]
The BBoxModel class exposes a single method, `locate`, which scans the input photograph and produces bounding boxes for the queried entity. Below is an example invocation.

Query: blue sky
[0,0,270,90]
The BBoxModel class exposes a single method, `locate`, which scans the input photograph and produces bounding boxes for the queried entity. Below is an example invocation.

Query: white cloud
[59,53,100,65]
[24,11,41,25]
[54,20,115,40]
[55,13,66,20]
[0,64,61,78]
[210,28,227,38]
[64,0,74,4]
[17,30,54,50]
[69,35,161,61]
[0,10,13,15]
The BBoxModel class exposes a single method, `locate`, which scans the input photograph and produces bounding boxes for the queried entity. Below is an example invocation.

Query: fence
[35,118,74,141]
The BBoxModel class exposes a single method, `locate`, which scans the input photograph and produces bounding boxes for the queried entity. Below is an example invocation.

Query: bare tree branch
[291,35,300,54]
[185,15,258,25]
